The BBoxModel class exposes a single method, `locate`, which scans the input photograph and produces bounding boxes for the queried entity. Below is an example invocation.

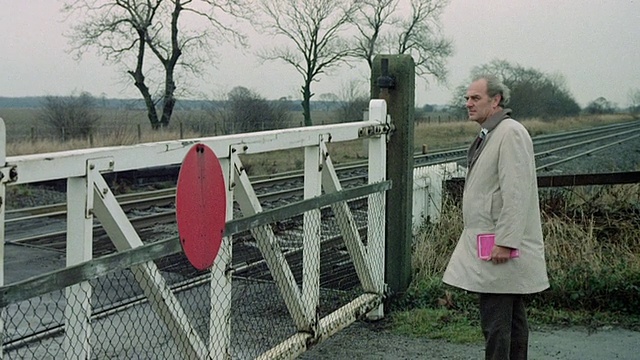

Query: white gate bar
[63,175,93,359]
[231,152,309,329]
[6,121,385,185]
[319,142,376,292]
[302,142,322,332]
[209,158,233,359]
[91,173,207,359]
[366,99,388,319]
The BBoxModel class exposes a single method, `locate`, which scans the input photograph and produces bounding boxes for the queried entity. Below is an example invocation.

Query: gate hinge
[359,115,394,140]
[0,165,18,184]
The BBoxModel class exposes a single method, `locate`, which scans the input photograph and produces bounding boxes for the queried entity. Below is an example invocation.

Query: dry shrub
[543,213,604,275]
[410,184,640,315]
[537,184,640,313]
[412,195,463,281]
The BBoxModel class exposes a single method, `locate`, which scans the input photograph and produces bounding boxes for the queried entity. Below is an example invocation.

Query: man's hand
[490,246,513,264]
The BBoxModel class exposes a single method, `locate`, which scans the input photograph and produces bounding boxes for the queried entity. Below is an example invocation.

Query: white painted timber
[412,162,466,233]
[366,100,388,320]
[209,158,233,359]
[231,152,309,330]
[0,102,391,358]
[6,121,384,185]
[91,174,208,359]
[303,143,322,333]
[63,176,93,359]
[320,142,376,293]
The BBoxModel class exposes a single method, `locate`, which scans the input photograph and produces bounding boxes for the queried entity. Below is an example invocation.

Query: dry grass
[410,184,640,320]
[520,113,637,136]
[414,113,638,153]
[413,184,640,279]
[414,121,477,151]
[541,184,640,276]
[412,197,463,280]
[6,128,201,156]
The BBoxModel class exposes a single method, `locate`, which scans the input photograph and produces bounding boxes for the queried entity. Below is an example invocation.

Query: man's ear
[492,95,501,107]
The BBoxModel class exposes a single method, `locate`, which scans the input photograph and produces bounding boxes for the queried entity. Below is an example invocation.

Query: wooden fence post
[371,54,415,295]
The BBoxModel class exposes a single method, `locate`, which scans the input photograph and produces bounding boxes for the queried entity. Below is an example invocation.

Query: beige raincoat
[443,112,549,294]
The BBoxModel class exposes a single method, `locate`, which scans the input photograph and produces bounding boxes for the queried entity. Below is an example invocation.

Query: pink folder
[477,234,519,260]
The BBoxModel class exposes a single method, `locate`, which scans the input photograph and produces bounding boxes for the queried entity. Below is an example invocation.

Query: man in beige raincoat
[443,74,549,360]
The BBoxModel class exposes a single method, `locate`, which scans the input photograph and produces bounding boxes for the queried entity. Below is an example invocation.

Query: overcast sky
[1,0,639,107]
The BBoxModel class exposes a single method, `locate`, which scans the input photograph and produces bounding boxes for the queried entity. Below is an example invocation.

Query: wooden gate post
[371,55,415,294]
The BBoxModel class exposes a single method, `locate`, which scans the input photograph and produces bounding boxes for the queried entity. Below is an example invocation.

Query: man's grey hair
[472,73,511,107]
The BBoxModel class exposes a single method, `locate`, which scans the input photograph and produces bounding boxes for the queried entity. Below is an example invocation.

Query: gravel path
[301,321,640,359]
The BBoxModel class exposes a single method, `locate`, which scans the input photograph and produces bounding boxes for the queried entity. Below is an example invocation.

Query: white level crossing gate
[0,100,391,359]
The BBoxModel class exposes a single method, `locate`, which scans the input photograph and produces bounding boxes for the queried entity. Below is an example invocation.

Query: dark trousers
[479,293,529,360]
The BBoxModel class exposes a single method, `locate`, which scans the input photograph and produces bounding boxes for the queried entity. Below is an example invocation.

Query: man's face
[465,79,500,124]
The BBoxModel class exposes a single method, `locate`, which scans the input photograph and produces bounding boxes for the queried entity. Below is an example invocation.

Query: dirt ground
[300,320,640,360]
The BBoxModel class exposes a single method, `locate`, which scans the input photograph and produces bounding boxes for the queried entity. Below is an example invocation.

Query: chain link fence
[1,185,387,359]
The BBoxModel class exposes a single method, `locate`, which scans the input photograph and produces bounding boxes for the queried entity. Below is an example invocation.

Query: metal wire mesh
[1,189,386,359]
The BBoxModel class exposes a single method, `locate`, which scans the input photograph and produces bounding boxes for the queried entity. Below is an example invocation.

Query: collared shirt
[467,108,512,171]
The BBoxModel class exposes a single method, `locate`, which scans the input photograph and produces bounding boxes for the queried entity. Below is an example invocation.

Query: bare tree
[337,79,369,122]
[38,92,102,141]
[585,97,616,115]
[352,0,453,82]
[224,86,292,133]
[251,0,359,126]
[450,60,581,119]
[318,93,340,111]
[62,0,245,129]
[628,88,640,114]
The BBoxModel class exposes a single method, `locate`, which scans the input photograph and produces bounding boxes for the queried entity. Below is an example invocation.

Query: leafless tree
[352,0,452,82]
[337,79,369,122]
[628,88,640,114]
[220,86,292,133]
[38,92,102,140]
[62,0,246,129]
[251,0,360,126]
[451,60,581,119]
[585,97,616,115]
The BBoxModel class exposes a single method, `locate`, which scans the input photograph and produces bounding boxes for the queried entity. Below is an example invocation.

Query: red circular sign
[176,144,226,270]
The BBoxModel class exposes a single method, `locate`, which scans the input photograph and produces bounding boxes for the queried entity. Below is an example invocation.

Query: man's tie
[468,128,489,170]
[475,128,488,149]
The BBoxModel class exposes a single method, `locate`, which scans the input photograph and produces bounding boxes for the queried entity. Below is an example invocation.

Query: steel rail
[537,132,640,171]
